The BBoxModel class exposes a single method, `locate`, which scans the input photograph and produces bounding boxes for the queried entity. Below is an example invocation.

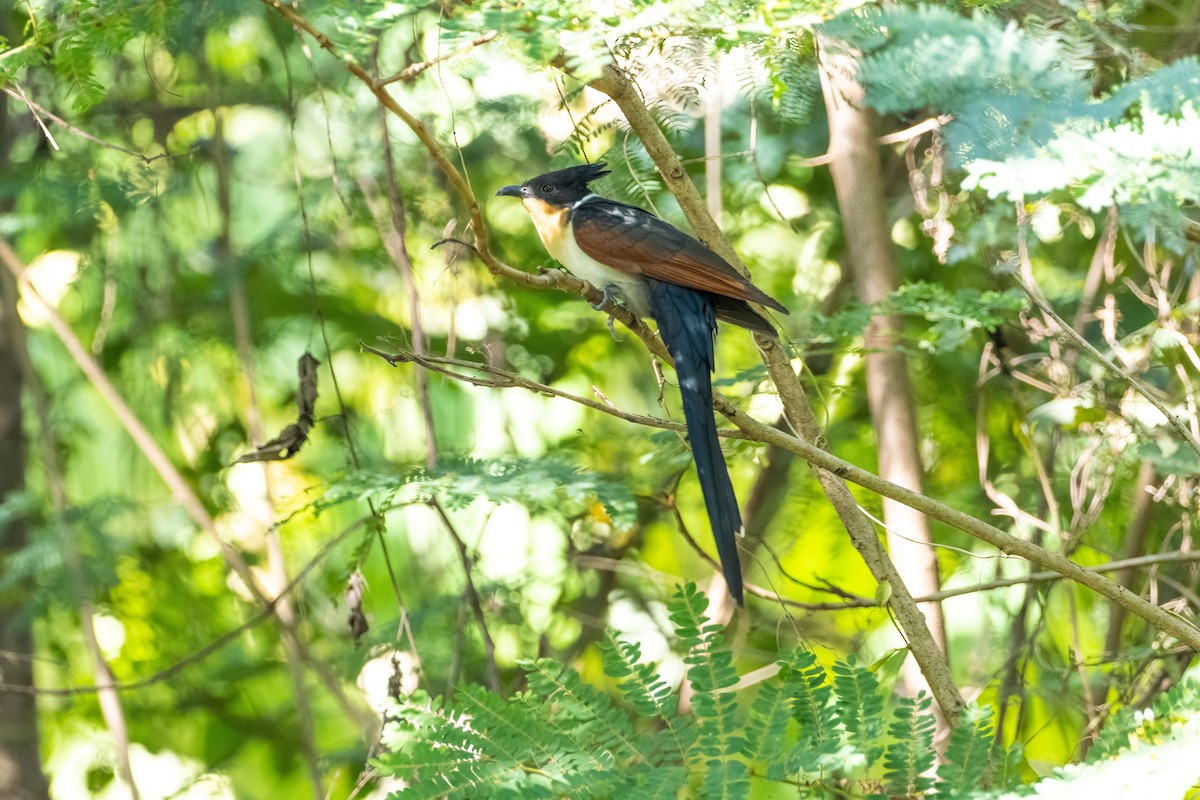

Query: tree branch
[1,85,174,163]
[377,31,498,87]
[360,342,756,440]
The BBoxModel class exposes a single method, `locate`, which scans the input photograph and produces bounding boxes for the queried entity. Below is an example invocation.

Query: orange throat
[521,197,571,263]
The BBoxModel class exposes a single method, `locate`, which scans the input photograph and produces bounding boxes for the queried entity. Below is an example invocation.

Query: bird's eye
[541,183,555,193]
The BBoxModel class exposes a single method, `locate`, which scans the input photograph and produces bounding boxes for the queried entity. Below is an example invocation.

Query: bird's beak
[496,185,526,198]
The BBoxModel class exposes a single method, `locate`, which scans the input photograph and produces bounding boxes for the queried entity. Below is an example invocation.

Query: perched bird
[497,162,788,606]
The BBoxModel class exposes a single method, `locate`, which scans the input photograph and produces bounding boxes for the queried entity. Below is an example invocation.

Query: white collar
[571,193,598,210]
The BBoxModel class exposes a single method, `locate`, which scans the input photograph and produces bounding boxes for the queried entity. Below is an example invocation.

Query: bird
[497,162,788,606]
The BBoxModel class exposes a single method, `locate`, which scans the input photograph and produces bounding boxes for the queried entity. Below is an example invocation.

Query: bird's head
[496,163,610,207]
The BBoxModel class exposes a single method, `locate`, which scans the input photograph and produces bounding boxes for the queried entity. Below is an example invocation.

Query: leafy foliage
[1088,673,1200,763]
[831,655,885,769]
[7,0,1200,794]
[936,705,1011,798]
[824,4,1200,250]
[377,582,1200,799]
[382,583,890,798]
[822,5,1094,163]
[802,283,1026,354]
[669,583,748,797]
[883,692,936,797]
[317,455,637,527]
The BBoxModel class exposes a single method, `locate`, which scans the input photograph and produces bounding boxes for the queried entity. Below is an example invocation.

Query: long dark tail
[649,280,745,606]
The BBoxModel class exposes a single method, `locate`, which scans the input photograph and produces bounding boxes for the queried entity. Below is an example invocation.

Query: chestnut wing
[571,200,788,314]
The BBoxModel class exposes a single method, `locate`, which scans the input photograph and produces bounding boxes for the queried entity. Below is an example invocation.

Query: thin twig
[1,86,172,162]
[580,549,1200,610]
[360,341,756,440]
[357,127,437,467]
[377,31,498,86]
[877,114,951,145]
[9,83,58,150]
[774,114,951,168]
[430,500,501,693]
[1014,202,1200,458]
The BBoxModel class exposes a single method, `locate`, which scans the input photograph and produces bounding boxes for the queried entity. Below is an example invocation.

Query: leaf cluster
[803,283,1026,354]
[822,5,1200,250]
[316,455,637,527]
[375,583,1023,799]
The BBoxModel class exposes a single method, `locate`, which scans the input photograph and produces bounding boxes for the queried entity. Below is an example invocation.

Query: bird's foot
[590,284,627,341]
[589,284,623,311]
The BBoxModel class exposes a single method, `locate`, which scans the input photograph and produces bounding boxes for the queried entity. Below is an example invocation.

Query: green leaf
[935,704,998,798]
[883,693,936,796]
[831,656,886,768]
[318,455,636,526]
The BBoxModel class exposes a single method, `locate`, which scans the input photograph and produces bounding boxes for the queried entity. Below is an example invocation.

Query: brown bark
[0,43,51,796]
[819,49,947,698]
[0,263,50,800]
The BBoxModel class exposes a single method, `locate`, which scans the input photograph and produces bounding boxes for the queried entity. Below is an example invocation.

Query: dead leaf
[233,352,320,464]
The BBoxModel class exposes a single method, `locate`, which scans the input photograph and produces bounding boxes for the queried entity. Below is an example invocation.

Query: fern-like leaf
[883,692,936,797]
[520,657,645,765]
[831,656,885,768]
[741,662,795,773]
[784,649,840,777]
[935,704,996,798]
[668,583,749,799]
[599,629,695,760]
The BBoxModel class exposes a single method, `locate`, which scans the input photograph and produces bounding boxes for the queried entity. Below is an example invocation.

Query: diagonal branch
[819,45,946,712]
[430,501,501,693]
[18,339,141,799]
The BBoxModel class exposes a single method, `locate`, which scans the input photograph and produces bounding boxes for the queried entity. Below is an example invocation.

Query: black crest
[529,162,610,192]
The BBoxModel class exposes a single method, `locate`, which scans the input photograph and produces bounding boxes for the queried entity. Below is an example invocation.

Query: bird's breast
[521,197,650,318]
[522,198,572,263]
